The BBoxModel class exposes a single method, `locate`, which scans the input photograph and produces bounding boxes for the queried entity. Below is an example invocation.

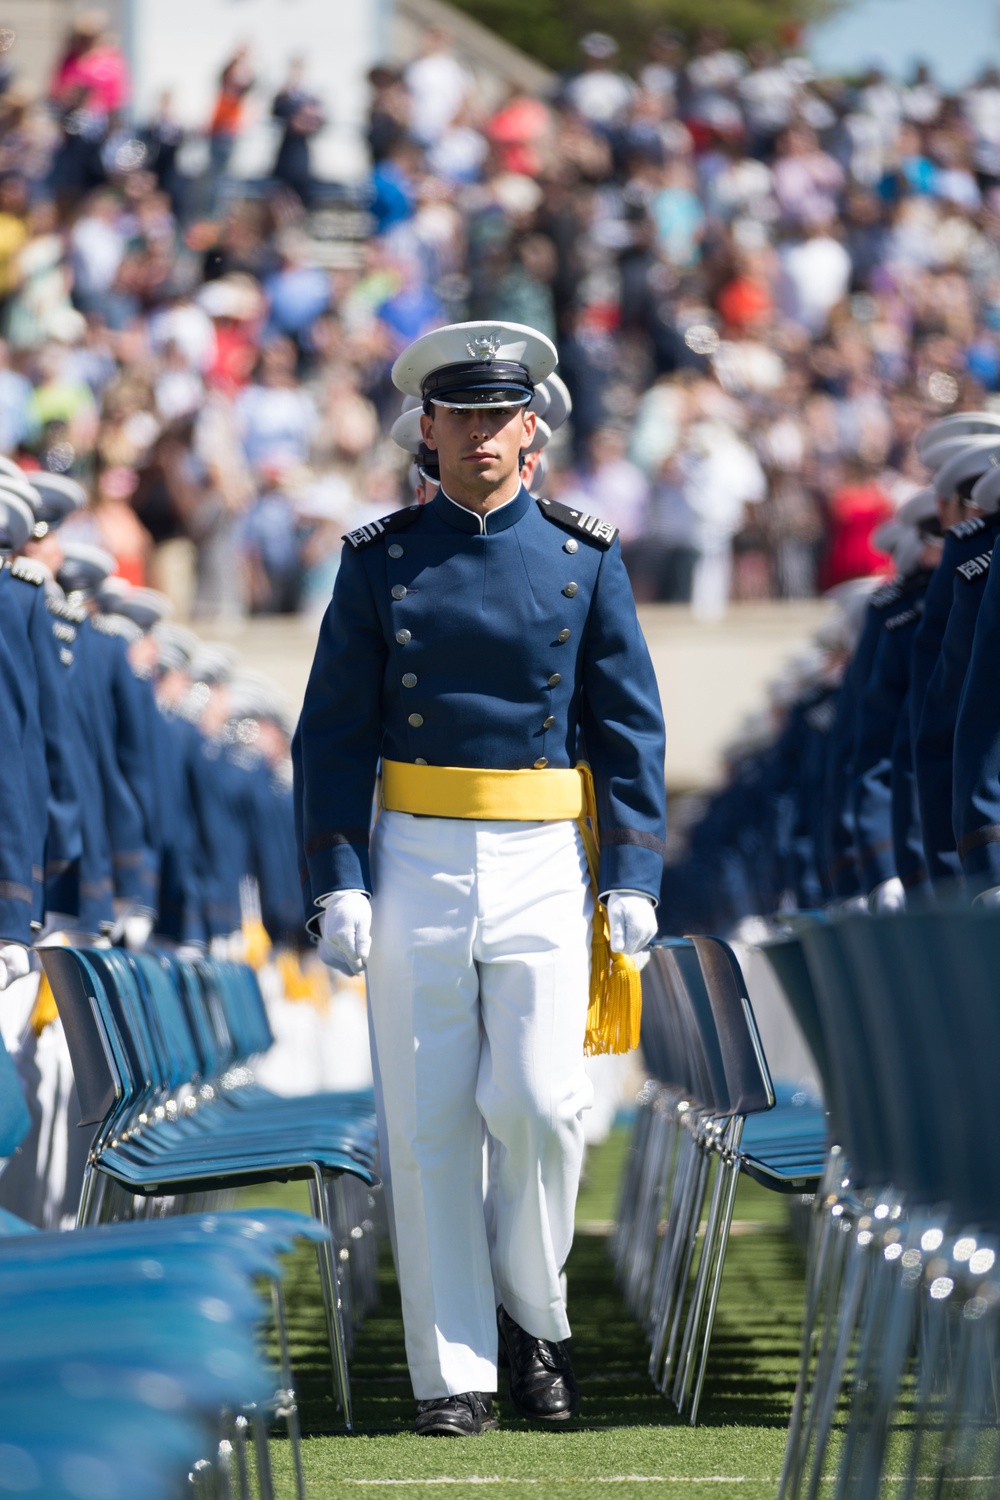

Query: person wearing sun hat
[295,320,666,1436]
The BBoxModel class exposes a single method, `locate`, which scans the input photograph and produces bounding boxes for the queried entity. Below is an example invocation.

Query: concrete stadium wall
[203,598,832,793]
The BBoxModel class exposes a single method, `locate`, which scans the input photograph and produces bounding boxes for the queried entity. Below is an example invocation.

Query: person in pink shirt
[51,10,129,120]
[49,10,129,208]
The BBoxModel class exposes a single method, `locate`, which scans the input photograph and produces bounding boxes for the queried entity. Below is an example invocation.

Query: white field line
[333,1479,1000,1488]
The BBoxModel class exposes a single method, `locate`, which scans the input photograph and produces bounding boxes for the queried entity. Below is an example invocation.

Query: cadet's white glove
[0,942,31,991]
[605,892,657,956]
[870,877,905,915]
[123,913,154,951]
[318,891,372,976]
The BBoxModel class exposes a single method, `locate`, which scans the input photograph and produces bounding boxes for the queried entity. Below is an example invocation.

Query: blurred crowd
[0,13,999,615]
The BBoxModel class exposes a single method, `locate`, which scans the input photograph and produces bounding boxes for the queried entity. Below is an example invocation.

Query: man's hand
[605,892,657,956]
[0,942,31,990]
[319,891,372,975]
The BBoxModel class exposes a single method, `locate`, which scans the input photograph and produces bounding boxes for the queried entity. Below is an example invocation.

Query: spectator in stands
[207,45,254,213]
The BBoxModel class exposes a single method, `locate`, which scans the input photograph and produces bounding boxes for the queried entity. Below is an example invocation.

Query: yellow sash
[380,759,641,1055]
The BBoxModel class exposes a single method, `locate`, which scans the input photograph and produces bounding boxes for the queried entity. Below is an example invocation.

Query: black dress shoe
[497,1305,580,1421]
[414,1391,499,1436]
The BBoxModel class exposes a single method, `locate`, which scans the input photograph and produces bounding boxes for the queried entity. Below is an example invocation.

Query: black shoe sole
[415,1417,500,1437]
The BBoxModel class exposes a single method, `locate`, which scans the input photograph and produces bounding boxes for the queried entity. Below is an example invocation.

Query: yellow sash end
[30,972,58,1036]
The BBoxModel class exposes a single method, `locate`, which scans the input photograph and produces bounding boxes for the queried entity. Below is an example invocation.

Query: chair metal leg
[661,1134,712,1394]
[804,1226,869,1500]
[688,1133,744,1424]
[231,1416,252,1500]
[309,1166,353,1431]
[270,1280,307,1500]
[249,1407,274,1500]
[674,1135,730,1412]
[778,1148,845,1500]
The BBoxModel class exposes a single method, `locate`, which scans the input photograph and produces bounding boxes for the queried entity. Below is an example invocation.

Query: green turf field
[243,1127,828,1499]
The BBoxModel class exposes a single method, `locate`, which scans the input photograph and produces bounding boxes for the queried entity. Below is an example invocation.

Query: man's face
[23,532,64,573]
[421,404,536,500]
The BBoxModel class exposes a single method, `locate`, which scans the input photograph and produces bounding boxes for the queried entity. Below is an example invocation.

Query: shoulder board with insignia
[89,612,140,640]
[46,595,85,625]
[949,515,987,541]
[871,580,903,609]
[343,504,423,551]
[957,551,993,584]
[536,497,618,549]
[8,556,47,587]
[885,603,922,631]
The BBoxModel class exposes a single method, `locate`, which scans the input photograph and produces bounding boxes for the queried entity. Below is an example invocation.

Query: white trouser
[367,811,594,1399]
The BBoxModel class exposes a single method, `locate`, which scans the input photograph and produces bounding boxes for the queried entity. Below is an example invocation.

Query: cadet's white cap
[896,486,939,528]
[921,432,1000,474]
[933,441,1000,499]
[872,519,902,555]
[916,411,1000,460]
[970,464,1000,515]
[531,371,572,429]
[0,490,35,552]
[390,405,424,457]
[391,320,558,409]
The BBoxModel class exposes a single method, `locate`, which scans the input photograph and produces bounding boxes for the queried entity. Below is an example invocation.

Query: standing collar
[432,484,532,536]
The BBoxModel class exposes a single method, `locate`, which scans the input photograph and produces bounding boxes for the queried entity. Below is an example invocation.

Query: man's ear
[420,411,438,451]
[521,409,537,445]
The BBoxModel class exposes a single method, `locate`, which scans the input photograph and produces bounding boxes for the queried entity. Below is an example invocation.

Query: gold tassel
[240,917,272,971]
[584,900,643,1057]
[29,971,58,1036]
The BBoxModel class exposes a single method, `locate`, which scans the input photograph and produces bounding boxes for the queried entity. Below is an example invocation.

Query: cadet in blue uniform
[0,490,44,973]
[822,574,904,897]
[296,321,666,1435]
[950,463,1000,890]
[849,491,941,905]
[914,446,1000,889]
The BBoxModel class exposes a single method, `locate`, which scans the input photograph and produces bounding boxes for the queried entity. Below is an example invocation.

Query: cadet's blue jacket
[0,570,52,921]
[0,610,36,942]
[850,570,933,893]
[295,487,667,908]
[890,687,929,895]
[822,577,910,896]
[914,534,998,886]
[953,537,1000,885]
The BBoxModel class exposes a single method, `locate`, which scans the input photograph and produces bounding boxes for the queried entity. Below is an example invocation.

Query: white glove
[123,913,154,951]
[0,942,31,991]
[605,892,657,956]
[870,877,905,915]
[318,891,372,976]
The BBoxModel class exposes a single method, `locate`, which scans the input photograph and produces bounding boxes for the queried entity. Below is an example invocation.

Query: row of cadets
[847,488,943,910]
[658,407,1000,933]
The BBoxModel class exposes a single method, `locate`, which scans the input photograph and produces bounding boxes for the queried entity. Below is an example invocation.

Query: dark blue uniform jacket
[295,487,667,909]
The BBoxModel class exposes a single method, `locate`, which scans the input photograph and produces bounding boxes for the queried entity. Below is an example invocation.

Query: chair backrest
[131,953,202,1087]
[661,941,731,1114]
[40,948,124,1132]
[640,942,693,1091]
[760,933,833,1105]
[690,935,775,1118]
[798,920,891,1187]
